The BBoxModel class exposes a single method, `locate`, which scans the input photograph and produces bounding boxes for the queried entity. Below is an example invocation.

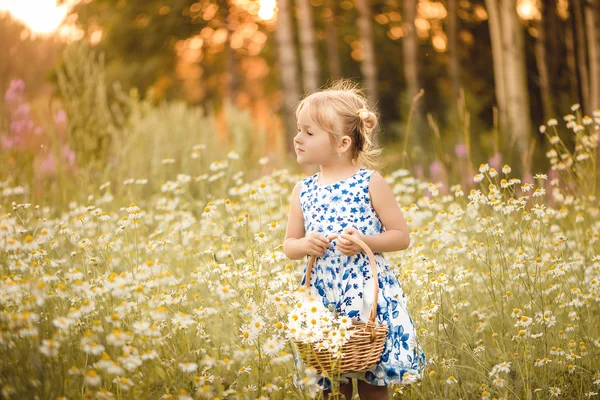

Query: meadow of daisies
[2,75,600,400]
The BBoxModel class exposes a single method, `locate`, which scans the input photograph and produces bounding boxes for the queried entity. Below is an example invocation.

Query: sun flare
[0,0,70,34]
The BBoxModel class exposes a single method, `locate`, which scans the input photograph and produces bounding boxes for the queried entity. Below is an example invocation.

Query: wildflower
[172,312,195,329]
[176,174,191,184]
[82,342,105,356]
[262,383,280,393]
[549,386,561,397]
[217,284,235,301]
[262,337,285,357]
[491,361,512,375]
[202,204,215,218]
[132,321,150,335]
[114,377,134,391]
[141,349,159,360]
[118,353,143,372]
[40,339,60,357]
[479,163,490,173]
[195,384,214,399]
[161,181,178,192]
[127,203,142,220]
[85,369,101,386]
[254,231,267,243]
[492,376,506,388]
[473,174,484,183]
[106,329,131,346]
[95,389,115,399]
[105,361,125,375]
[179,362,198,373]
[53,317,75,330]
[521,183,533,192]
[446,375,458,384]
[548,118,558,126]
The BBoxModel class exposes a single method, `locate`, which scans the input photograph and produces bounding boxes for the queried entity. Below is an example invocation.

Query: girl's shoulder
[298,172,319,192]
[357,168,377,181]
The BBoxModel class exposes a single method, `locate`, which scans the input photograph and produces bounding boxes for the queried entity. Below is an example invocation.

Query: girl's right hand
[304,232,331,257]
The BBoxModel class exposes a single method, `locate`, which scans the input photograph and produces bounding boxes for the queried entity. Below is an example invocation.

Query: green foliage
[55,40,121,174]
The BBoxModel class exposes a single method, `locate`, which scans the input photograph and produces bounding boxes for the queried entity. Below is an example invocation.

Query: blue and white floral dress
[294,168,427,390]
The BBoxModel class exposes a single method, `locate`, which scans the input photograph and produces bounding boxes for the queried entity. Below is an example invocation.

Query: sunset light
[0,0,72,34]
[258,0,276,21]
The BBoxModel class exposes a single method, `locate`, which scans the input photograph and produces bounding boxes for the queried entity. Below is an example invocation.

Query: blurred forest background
[0,0,599,204]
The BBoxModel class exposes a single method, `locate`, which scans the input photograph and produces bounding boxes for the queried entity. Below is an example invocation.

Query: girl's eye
[297,128,313,136]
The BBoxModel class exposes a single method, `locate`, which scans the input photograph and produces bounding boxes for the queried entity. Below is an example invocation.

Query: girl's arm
[283,182,332,260]
[283,183,307,260]
[360,172,410,253]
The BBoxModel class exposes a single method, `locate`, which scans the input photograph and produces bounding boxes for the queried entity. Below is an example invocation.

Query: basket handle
[304,233,379,326]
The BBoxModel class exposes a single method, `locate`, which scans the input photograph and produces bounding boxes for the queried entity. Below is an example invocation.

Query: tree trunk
[584,0,600,112]
[447,0,461,141]
[296,0,320,93]
[226,36,239,103]
[324,0,341,79]
[499,0,531,157]
[223,0,239,104]
[354,0,378,105]
[402,0,419,101]
[565,10,581,104]
[534,1,553,120]
[275,0,301,154]
[571,0,590,113]
[485,0,508,136]
[447,0,460,103]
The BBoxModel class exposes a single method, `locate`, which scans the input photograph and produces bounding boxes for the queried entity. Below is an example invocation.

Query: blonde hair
[295,79,383,170]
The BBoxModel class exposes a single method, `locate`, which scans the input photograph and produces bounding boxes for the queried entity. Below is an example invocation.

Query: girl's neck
[318,163,360,185]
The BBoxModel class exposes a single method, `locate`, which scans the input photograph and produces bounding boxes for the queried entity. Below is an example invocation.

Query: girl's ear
[338,135,352,153]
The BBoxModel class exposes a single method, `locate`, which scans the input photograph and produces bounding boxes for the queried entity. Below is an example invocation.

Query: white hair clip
[356,108,369,121]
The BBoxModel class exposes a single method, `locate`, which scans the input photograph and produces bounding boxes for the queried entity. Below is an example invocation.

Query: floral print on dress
[293,168,427,390]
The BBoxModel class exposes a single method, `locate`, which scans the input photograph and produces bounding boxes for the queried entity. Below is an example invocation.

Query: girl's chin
[296,158,316,166]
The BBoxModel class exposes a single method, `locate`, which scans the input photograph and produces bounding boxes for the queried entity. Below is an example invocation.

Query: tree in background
[53,0,600,175]
[0,13,64,99]
[354,0,378,106]
[486,0,531,161]
[296,0,320,93]
[275,0,301,154]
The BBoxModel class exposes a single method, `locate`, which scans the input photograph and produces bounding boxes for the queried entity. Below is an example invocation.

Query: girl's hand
[337,227,362,257]
[304,232,331,257]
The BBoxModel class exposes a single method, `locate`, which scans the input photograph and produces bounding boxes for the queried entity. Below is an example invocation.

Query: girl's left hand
[337,227,363,257]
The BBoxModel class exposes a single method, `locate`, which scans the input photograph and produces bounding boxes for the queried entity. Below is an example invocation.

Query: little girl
[283,81,427,399]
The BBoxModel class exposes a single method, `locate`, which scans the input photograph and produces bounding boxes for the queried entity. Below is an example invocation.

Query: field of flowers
[1,108,600,400]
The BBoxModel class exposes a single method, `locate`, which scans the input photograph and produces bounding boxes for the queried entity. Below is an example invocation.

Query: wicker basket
[294,233,389,375]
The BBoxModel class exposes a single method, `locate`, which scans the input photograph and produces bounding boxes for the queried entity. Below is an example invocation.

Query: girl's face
[294,104,337,166]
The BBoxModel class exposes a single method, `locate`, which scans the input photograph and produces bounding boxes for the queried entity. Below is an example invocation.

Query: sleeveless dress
[293,168,427,390]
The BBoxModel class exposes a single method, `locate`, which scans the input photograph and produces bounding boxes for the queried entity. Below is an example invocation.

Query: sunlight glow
[0,0,72,34]
[258,0,276,21]
[516,0,541,21]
